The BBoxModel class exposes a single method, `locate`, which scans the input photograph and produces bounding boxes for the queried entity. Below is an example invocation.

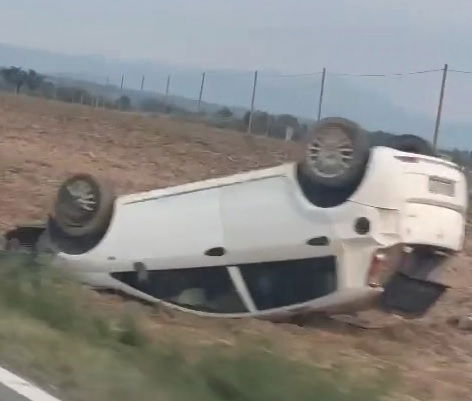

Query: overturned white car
[4,118,468,320]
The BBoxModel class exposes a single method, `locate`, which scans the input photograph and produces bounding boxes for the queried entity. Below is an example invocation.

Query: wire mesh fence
[6,61,472,150]
[112,65,457,145]
[140,65,457,148]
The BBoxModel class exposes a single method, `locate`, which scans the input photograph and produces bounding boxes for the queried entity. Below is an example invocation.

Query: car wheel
[35,229,58,254]
[299,117,370,188]
[53,173,115,238]
[387,134,435,156]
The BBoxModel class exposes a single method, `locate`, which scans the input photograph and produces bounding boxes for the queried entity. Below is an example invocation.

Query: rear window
[239,256,336,310]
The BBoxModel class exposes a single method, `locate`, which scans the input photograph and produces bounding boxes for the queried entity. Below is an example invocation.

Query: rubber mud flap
[380,273,447,318]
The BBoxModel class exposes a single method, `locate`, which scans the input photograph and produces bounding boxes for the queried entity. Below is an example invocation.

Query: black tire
[387,134,435,156]
[53,173,115,238]
[35,229,59,254]
[299,117,370,188]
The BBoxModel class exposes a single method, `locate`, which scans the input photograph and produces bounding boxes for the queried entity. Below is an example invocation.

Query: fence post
[197,72,206,112]
[247,70,258,134]
[317,67,326,122]
[285,126,294,141]
[164,75,171,110]
[433,64,448,150]
[120,74,125,93]
[140,75,145,91]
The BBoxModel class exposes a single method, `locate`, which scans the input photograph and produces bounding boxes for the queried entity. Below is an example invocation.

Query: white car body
[43,146,467,319]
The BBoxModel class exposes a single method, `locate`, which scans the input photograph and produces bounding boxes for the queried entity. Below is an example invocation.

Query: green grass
[0,253,394,401]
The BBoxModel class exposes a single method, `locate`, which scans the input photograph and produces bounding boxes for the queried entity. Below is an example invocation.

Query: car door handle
[306,236,329,246]
[204,247,226,257]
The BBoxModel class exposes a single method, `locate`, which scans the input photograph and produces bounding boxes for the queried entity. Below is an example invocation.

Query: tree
[0,67,44,94]
[117,95,131,110]
[269,114,300,139]
[38,81,56,99]
[243,111,251,127]
[277,114,300,129]
[451,148,463,166]
[25,69,44,91]
[252,111,270,134]
[216,106,233,118]
[56,86,91,104]
[368,130,395,147]
[243,110,269,133]
[294,123,309,141]
[1,67,28,94]
[139,97,165,112]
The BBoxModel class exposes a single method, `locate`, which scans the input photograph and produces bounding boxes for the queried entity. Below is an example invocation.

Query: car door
[219,175,338,311]
[94,187,227,270]
[220,175,334,264]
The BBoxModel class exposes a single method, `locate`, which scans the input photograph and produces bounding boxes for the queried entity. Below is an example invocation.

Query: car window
[239,256,336,310]
[111,266,247,314]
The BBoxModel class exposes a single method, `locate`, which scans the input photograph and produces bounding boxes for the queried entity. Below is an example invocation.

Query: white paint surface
[0,366,62,401]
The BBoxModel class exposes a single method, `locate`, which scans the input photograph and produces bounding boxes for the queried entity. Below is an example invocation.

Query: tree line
[0,67,44,94]
[0,65,308,141]
[0,66,131,109]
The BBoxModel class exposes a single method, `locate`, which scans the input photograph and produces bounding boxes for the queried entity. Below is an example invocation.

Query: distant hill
[1,42,471,149]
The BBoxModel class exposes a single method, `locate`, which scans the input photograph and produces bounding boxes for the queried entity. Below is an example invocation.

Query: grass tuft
[0,253,395,401]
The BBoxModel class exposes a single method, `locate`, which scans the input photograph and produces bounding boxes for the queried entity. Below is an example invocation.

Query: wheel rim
[58,179,98,226]
[307,127,355,178]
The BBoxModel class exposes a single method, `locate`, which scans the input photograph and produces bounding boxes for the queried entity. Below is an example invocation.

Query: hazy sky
[1,0,471,72]
[1,0,472,122]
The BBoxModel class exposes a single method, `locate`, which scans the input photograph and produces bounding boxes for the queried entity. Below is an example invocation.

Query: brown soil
[0,94,299,230]
[1,94,472,401]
